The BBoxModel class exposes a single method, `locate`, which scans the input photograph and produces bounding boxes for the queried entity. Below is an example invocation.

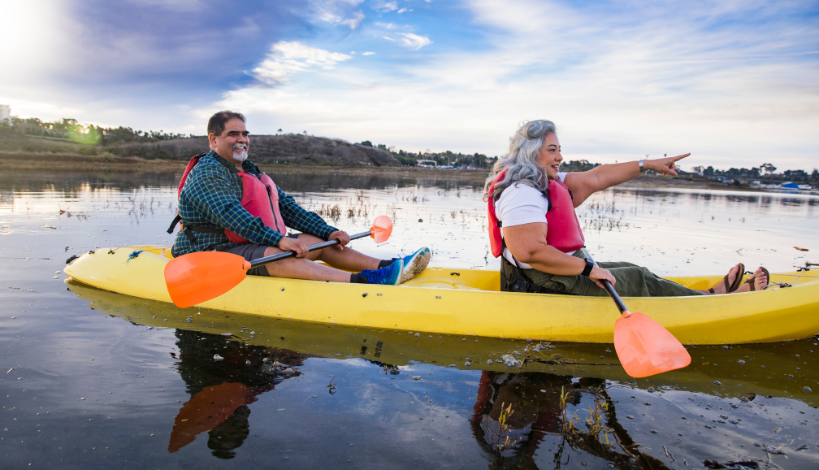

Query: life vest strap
[499,257,573,295]
[166,214,182,234]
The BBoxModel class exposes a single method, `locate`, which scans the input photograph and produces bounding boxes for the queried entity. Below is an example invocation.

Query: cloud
[309,0,365,29]
[126,0,204,11]
[397,33,432,50]
[371,0,398,12]
[362,51,376,55]
[214,0,819,171]
[252,41,352,86]
[375,21,397,29]
[397,8,410,13]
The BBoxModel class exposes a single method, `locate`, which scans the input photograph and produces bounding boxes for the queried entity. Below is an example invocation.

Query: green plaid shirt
[171,151,337,256]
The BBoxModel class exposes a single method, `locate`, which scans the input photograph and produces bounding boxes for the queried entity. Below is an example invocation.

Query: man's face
[209,118,250,163]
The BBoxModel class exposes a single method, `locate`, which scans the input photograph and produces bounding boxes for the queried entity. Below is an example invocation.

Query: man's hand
[277,236,309,258]
[328,231,351,251]
[646,153,690,176]
[589,266,616,290]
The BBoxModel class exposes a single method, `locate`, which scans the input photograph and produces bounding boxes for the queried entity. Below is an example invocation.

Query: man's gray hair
[484,120,556,201]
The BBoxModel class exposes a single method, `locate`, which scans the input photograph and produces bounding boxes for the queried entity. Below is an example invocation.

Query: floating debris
[213,354,224,361]
[501,355,521,367]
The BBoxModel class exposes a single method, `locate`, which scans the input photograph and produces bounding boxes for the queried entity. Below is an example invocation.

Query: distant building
[0,105,10,123]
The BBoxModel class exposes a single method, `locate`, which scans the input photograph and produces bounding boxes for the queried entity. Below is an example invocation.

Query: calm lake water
[1,168,818,469]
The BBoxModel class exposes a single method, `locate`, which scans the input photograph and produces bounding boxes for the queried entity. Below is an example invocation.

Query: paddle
[581,248,691,378]
[165,215,394,308]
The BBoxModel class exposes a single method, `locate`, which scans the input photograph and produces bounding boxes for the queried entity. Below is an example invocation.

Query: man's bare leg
[262,234,383,280]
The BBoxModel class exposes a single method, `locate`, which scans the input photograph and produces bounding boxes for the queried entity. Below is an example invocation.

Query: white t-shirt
[494,172,569,269]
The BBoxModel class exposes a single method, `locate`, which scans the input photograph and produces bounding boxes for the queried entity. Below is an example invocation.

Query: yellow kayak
[66,279,819,406]
[64,245,819,345]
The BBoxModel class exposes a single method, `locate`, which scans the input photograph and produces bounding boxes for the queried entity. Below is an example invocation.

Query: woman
[484,120,768,296]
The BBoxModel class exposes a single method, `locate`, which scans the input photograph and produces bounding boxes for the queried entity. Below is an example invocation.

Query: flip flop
[743,267,769,291]
[709,263,745,294]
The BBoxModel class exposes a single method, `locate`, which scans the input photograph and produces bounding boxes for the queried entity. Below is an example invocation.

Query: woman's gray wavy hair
[483,120,556,201]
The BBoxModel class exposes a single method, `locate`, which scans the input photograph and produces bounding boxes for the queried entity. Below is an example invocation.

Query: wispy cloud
[309,0,365,29]
[371,0,398,12]
[126,0,204,11]
[397,33,432,50]
[375,21,397,29]
[362,51,376,56]
[252,41,352,86]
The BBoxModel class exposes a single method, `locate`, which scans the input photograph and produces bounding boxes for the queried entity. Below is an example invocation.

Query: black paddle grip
[248,230,373,269]
[580,248,630,315]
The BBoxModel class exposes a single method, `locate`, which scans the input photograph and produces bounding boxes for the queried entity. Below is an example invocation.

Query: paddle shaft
[248,230,373,269]
[580,248,630,315]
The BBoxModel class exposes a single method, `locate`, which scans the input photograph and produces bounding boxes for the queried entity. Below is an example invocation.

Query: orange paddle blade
[168,382,252,453]
[370,215,393,244]
[164,251,251,308]
[614,311,691,378]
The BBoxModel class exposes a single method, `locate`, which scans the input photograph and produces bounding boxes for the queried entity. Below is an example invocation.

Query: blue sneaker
[397,247,431,283]
[359,259,404,285]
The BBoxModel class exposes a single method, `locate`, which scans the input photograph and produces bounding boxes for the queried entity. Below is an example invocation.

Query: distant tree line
[357,140,496,169]
[3,117,185,145]
[690,164,818,183]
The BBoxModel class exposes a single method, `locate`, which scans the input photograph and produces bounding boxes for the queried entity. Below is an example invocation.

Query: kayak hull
[64,246,819,345]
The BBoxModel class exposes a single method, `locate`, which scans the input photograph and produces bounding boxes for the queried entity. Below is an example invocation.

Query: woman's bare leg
[698,264,742,294]
[732,267,768,293]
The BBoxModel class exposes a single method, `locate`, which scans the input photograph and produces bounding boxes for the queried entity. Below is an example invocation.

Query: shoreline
[0,151,808,193]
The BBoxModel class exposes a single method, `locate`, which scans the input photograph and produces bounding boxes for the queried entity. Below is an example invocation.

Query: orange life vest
[168,153,287,243]
[487,169,585,258]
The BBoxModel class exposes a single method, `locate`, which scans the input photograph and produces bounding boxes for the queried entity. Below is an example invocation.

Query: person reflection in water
[470,370,672,469]
[168,330,314,458]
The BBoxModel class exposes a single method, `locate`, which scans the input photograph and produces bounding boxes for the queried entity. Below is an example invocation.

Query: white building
[0,105,10,123]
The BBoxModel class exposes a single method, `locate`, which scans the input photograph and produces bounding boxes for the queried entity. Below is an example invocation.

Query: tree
[704,166,715,176]
[691,165,704,175]
[760,163,776,175]
[360,140,373,147]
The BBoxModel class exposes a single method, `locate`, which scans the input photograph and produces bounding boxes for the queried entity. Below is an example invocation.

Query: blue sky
[2,0,818,170]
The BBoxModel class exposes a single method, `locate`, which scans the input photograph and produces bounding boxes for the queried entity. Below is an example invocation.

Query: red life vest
[169,153,287,244]
[487,169,585,258]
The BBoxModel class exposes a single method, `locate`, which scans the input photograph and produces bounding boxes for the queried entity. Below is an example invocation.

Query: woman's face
[536,132,562,179]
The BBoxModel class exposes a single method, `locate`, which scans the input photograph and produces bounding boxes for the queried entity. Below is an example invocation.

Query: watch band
[639,159,646,173]
[581,259,594,277]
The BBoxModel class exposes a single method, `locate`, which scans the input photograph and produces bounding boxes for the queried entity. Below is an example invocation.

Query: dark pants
[517,251,704,297]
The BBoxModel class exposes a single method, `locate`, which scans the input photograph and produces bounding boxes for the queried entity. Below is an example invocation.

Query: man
[171,110,430,285]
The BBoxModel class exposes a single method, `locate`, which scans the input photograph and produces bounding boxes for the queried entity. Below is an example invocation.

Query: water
[1,168,818,468]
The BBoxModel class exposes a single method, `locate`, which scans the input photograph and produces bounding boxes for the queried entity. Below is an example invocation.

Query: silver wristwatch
[638,159,646,173]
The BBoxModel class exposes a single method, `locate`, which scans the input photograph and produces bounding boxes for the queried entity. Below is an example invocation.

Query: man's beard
[232,144,248,162]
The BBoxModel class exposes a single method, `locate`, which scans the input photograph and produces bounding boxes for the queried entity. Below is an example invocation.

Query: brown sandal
[709,263,745,294]
[743,267,769,291]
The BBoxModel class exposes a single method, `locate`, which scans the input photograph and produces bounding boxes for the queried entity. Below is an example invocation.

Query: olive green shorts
[521,251,704,297]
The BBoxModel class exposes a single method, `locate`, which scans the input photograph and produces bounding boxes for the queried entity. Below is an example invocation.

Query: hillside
[0,127,401,167]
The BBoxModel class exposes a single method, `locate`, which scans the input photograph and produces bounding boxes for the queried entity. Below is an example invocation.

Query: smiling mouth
[233,144,247,150]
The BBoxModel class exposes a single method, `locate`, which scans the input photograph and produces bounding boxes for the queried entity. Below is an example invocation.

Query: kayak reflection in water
[168,330,313,458]
[169,110,430,286]
[470,370,671,469]
[484,120,769,297]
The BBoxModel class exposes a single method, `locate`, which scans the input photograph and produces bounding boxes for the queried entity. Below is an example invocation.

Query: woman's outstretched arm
[564,154,690,207]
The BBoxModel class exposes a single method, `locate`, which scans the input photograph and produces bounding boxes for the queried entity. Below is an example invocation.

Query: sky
[2,0,818,170]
